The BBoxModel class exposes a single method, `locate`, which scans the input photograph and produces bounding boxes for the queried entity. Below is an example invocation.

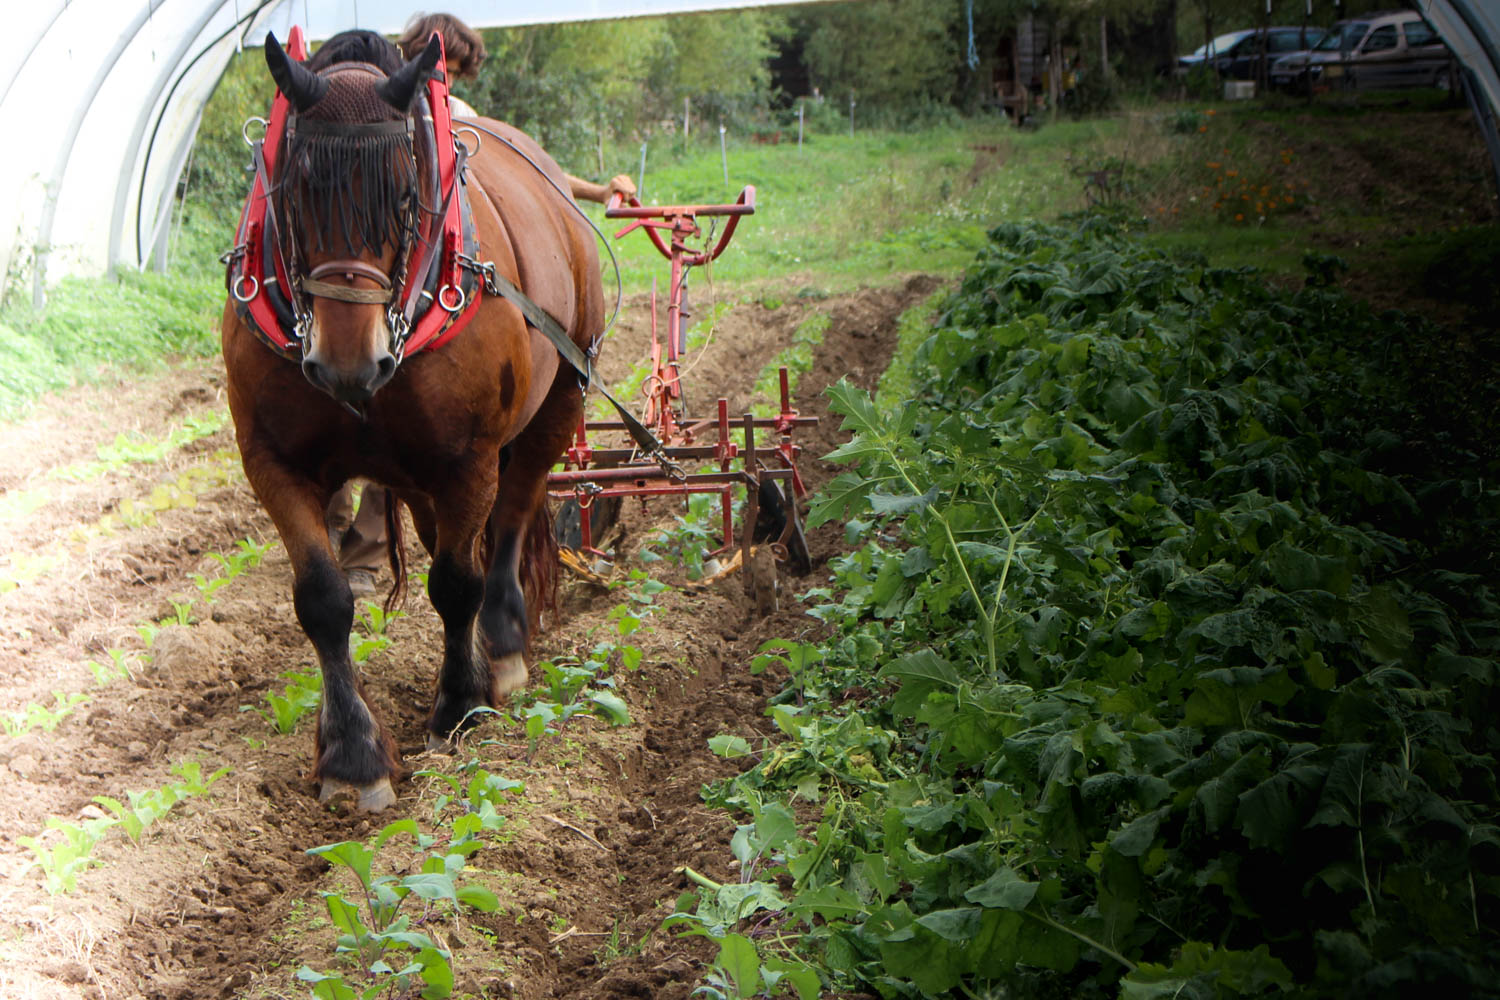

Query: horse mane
[276,35,421,257]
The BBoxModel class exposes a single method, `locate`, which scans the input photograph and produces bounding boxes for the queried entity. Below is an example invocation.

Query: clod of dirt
[147,622,237,686]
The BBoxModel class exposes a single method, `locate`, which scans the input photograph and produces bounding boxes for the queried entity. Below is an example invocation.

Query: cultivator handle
[606,186,756,264]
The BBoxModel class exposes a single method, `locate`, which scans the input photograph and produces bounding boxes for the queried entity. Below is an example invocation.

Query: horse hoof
[494,653,528,695]
[318,777,397,812]
[425,733,453,753]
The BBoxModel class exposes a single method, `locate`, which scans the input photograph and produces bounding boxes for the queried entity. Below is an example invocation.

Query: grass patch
[576,118,1127,298]
[0,268,222,420]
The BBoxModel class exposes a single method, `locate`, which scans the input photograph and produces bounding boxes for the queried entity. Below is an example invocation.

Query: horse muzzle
[297,259,401,407]
[302,349,397,406]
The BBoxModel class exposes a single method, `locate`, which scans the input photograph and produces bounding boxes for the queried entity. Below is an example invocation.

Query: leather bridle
[301,259,396,305]
[279,63,423,359]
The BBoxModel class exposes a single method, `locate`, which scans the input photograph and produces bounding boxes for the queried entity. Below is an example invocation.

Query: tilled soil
[0,275,941,1000]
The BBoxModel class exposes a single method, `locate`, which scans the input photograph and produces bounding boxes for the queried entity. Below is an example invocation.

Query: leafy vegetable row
[685,219,1500,999]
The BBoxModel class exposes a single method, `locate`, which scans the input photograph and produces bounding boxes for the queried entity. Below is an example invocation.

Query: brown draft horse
[221,31,601,810]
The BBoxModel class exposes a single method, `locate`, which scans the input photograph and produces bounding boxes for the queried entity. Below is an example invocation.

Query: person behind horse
[326,17,635,597]
[398,13,636,204]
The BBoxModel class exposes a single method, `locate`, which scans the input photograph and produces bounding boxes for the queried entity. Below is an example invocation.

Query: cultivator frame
[547,186,817,578]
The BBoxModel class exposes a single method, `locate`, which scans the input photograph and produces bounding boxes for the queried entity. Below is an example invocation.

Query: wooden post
[1100,14,1109,81]
[1049,27,1061,123]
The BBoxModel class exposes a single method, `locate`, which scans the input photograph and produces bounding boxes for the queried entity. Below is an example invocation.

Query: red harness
[225,26,481,362]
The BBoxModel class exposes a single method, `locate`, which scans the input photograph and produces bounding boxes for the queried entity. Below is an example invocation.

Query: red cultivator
[548,187,816,586]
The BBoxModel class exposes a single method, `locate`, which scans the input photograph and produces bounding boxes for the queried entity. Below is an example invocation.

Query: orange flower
[1207,109,1217,116]
[1198,125,1208,133]
[1235,213,1244,221]
[1284,196,1294,204]
[1226,169,1238,177]
[1206,161,1221,169]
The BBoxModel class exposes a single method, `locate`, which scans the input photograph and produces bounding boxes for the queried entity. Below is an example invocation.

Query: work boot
[347,568,378,599]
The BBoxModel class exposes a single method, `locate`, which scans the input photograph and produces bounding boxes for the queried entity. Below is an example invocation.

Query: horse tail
[520,496,559,636]
[382,489,408,617]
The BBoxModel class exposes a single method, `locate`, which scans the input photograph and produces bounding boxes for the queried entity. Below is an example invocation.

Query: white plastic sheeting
[0,0,817,307]
[3,1,1499,307]
[1416,0,1500,194]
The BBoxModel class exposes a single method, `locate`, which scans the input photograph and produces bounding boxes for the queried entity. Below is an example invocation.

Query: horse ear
[265,31,328,111]
[376,33,443,112]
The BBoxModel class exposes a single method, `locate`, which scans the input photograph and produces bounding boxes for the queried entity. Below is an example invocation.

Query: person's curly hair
[398,13,486,79]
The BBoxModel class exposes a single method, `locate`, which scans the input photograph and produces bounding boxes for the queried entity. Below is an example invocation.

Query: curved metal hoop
[454,127,480,157]
[437,283,466,313]
[241,116,268,148]
[232,274,260,303]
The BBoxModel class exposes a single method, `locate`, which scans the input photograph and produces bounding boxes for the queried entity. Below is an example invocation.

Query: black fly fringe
[278,124,418,256]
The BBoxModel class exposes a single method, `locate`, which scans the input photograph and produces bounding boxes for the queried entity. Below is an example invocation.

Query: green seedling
[17,816,117,894]
[3,691,90,737]
[234,536,274,568]
[299,818,500,999]
[357,600,404,637]
[263,667,321,734]
[49,411,227,482]
[93,760,228,845]
[189,571,233,603]
[417,765,523,832]
[639,491,719,579]
[84,648,135,686]
[347,601,405,664]
[160,596,195,627]
[170,759,230,796]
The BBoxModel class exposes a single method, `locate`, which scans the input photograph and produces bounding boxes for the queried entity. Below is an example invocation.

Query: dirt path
[0,275,940,1000]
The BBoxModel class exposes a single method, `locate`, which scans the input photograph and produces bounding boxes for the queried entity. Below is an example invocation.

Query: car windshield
[1188,31,1249,58]
[1315,22,1369,51]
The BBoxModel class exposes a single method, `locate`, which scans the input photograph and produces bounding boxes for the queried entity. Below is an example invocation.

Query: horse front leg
[242,455,401,811]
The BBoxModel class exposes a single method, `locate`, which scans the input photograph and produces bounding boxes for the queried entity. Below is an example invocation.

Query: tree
[796,0,960,116]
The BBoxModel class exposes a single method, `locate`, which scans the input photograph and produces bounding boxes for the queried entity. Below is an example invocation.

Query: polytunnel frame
[5,0,1499,311]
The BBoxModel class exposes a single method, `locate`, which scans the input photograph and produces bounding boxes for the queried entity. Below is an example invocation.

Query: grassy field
[0,87,1492,421]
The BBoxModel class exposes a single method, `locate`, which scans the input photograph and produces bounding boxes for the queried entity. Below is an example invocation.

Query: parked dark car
[1270,10,1455,92]
[1177,27,1327,81]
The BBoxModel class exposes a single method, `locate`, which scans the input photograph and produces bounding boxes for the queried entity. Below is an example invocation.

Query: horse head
[265,32,442,406]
